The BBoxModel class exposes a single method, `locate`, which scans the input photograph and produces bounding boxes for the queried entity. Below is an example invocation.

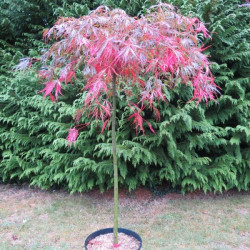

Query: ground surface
[0,184,249,249]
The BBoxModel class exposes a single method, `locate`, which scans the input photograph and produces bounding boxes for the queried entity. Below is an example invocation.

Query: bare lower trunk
[112,75,119,244]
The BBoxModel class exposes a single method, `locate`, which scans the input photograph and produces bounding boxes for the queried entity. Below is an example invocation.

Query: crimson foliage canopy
[25,4,219,143]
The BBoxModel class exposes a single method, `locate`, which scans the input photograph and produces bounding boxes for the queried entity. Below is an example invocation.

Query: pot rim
[84,227,142,250]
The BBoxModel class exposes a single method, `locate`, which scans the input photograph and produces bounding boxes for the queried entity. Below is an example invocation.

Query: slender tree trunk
[112,74,119,244]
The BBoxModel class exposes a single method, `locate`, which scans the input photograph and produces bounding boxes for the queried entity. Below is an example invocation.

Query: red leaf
[101,119,109,134]
[55,81,63,99]
[49,93,55,102]
[39,81,56,98]
[147,122,155,133]
[66,127,79,146]
[128,111,145,134]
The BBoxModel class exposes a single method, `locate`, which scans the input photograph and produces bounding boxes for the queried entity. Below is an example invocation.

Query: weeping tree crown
[25,3,218,143]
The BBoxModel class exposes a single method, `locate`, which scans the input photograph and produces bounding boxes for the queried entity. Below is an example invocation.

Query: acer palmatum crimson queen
[19,3,219,246]
[36,3,219,140]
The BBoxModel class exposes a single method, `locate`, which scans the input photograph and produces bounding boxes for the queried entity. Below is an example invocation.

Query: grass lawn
[0,184,249,250]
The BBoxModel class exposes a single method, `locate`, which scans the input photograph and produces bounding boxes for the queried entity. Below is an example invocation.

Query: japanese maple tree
[21,3,219,245]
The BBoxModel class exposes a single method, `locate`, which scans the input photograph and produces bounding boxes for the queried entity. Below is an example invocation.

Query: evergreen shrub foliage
[0,0,249,193]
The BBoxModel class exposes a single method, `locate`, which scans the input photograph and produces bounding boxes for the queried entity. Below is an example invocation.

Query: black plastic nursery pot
[85,227,142,249]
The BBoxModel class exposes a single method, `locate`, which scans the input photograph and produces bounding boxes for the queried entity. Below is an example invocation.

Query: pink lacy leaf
[49,93,55,102]
[39,81,56,98]
[55,80,63,99]
[128,111,145,134]
[66,127,79,146]
[101,119,109,134]
[147,122,155,133]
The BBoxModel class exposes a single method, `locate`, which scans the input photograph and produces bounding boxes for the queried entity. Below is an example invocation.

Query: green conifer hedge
[0,0,249,193]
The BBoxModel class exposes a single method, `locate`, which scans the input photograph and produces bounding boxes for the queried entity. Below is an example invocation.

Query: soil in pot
[86,232,141,250]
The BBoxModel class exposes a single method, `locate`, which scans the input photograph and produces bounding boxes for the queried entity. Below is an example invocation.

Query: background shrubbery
[0,0,249,193]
